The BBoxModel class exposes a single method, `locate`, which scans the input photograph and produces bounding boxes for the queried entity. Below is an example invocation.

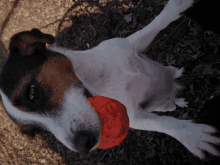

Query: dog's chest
[47,40,162,110]
[72,49,153,102]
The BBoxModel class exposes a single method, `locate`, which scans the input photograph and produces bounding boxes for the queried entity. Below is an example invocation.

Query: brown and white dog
[0,0,220,160]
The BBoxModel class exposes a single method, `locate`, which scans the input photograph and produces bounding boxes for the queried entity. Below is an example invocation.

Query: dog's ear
[9,28,55,56]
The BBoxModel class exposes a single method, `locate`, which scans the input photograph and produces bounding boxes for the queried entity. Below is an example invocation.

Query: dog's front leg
[127,0,194,54]
[130,110,220,160]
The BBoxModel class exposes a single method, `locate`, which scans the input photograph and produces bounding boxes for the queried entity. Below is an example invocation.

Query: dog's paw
[165,0,194,17]
[179,96,220,160]
[178,122,220,160]
[166,66,184,79]
[175,98,188,107]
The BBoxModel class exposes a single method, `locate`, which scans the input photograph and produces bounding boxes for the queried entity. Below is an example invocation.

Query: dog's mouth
[83,88,93,98]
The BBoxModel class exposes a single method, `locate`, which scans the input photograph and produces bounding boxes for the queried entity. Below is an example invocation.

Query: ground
[0,0,220,165]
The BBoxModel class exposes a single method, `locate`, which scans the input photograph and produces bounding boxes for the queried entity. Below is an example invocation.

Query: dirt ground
[1,0,220,165]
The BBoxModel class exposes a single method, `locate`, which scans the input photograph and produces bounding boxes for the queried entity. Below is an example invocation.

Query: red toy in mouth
[87,96,129,149]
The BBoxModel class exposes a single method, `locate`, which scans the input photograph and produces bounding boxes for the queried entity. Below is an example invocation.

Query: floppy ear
[9,28,55,56]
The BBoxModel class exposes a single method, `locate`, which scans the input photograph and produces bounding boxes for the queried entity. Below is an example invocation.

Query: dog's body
[0,0,220,160]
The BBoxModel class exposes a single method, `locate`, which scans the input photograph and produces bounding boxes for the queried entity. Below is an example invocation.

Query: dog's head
[0,28,100,154]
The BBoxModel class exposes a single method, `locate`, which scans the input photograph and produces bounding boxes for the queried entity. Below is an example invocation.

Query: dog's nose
[74,130,99,154]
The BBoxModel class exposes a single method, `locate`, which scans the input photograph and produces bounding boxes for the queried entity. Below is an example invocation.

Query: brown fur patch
[36,50,82,109]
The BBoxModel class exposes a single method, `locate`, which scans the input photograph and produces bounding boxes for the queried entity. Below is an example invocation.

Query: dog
[0,0,220,160]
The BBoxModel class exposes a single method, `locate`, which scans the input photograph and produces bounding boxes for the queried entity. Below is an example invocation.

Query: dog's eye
[27,85,39,102]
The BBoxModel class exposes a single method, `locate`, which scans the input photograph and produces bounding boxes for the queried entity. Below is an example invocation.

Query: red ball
[87,96,129,149]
